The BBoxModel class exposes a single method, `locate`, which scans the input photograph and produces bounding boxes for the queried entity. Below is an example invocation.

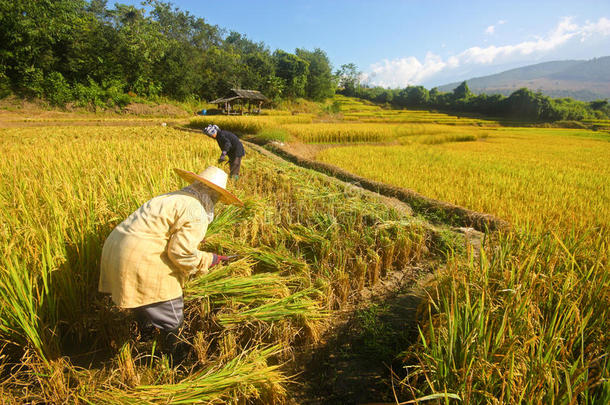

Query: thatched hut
[209,89,269,115]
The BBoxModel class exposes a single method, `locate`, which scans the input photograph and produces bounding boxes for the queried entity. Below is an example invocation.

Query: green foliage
[398,86,430,106]
[323,99,341,114]
[341,80,609,122]
[273,50,309,98]
[43,72,72,106]
[0,0,337,107]
[354,303,405,359]
[296,48,336,101]
[252,128,290,144]
[335,63,361,96]
[452,81,472,100]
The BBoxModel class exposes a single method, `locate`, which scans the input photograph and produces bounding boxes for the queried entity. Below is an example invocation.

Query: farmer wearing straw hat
[202,124,245,181]
[99,166,242,361]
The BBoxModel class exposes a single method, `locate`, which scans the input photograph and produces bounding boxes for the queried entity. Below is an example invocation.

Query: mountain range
[437,56,610,101]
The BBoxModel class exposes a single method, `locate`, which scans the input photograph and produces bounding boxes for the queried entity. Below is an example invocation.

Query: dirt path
[287,265,430,404]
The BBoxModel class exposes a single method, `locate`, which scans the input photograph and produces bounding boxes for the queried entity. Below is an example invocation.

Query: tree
[224,32,274,93]
[453,81,472,100]
[296,48,335,101]
[273,50,309,98]
[0,0,89,94]
[335,63,361,96]
[504,88,552,120]
[402,86,429,106]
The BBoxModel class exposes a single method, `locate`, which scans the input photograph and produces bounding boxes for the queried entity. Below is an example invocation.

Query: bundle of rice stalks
[218,289,326,325]
[184,261,291,306]
[204,202,257,239]
[206,239,310,275]
[86,345,286,404]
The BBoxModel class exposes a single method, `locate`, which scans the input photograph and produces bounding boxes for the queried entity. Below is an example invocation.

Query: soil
[0,97,192,128]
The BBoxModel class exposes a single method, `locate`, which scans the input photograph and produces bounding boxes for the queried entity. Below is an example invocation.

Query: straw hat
[174,166,243,206]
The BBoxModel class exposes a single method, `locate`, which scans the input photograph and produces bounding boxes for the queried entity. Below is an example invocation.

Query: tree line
[337,65,610,122]
[0,0,336,108]
[1,0,608,122]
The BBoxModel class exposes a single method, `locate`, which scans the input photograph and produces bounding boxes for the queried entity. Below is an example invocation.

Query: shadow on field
[288,284,424,404]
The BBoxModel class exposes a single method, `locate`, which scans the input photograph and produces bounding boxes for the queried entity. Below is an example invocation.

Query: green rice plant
[401,230,610,403]
[251,128,291,144]
[0,255,48,362]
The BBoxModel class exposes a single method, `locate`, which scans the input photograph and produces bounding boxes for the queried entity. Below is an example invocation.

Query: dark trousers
[133,296,186,359]
[229,156,242,177]
[133,296,183,332]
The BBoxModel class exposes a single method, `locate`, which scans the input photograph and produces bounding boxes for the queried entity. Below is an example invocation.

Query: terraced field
[1,97,609,403]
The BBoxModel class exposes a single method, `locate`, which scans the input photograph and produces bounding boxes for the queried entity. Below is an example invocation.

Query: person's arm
[217,132,232,162]
[167,205,215,277]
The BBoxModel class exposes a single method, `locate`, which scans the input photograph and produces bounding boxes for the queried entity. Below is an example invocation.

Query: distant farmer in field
[98,166,242,361]
[202,124,245,181]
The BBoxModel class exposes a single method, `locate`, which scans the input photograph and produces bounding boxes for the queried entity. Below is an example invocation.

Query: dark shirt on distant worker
[215,130,245,158]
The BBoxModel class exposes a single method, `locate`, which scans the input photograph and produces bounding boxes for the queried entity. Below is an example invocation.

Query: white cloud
[486,19,507,35]
[363,17,610,88]
[363,52,447,88]
[459,17,579,64]
[581,17,610,39]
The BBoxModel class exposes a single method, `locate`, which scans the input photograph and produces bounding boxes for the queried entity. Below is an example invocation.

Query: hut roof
[209,89,269,104]
[208,96,240,104]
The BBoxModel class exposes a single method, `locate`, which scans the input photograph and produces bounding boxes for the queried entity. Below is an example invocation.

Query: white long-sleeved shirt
[98,190,214,308]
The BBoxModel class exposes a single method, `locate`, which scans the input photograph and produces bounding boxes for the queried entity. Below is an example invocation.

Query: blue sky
[119,0,610,88]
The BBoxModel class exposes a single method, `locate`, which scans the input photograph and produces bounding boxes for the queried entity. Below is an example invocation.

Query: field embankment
[256,140,509,232]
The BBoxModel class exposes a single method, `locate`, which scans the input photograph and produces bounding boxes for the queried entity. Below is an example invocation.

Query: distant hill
[437,57,610,101]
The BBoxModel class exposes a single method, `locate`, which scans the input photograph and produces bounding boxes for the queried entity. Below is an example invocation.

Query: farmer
[202,124,245,181]
[98,166,242,360]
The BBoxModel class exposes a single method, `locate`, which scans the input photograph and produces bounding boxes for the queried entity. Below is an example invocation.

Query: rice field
[306,103,610,402]
[316,127,610,234]
[0,124,442,402]
[2,95,609,403]
[192,95,609,402]
[187,95,499,144]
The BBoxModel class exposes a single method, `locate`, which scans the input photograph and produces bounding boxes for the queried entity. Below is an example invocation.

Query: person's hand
[218,153,227,163]
[210,253,231,267]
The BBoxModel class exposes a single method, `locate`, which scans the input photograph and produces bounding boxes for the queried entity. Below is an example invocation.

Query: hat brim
[174,168,243,206]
